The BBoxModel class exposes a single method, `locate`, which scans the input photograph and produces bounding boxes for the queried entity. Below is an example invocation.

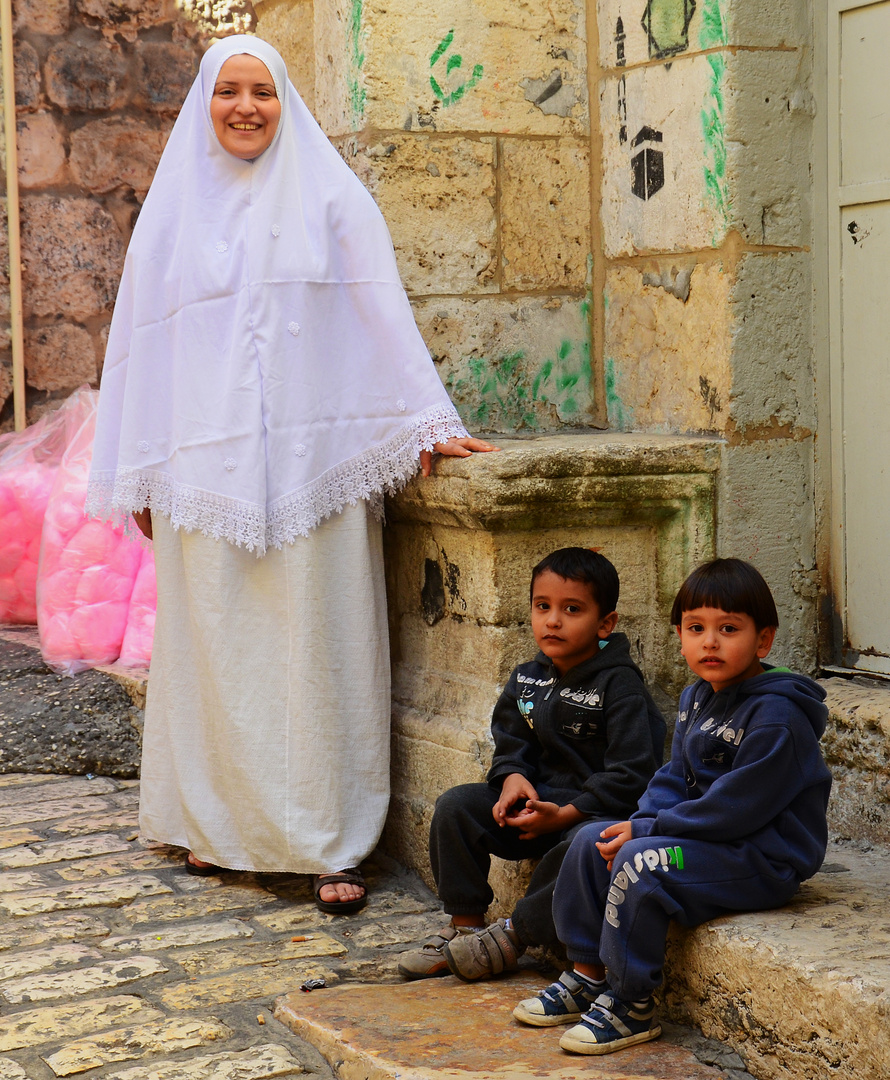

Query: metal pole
[1,0,26,430]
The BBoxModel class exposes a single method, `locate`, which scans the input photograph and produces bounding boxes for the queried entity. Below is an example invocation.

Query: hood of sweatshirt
[687,665,827,739]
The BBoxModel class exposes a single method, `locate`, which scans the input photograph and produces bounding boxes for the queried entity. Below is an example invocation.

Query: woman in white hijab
[88,35,495,912]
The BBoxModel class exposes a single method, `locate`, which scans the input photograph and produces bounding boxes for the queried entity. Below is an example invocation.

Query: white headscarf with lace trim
[87,35,466,554]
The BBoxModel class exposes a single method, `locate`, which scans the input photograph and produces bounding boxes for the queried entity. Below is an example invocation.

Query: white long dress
[138,503,390,873]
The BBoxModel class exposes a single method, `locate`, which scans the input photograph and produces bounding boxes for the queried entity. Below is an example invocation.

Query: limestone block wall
[256,0,597,436]
[0,0,256,431]
[595,0,817,671]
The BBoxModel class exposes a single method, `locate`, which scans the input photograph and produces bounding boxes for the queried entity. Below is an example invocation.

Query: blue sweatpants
[553,821,801,1000]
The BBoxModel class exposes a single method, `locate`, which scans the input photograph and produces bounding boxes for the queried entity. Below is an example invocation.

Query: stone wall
[594,0,817,670]
[0,0,256,431]
[256,0,598,436]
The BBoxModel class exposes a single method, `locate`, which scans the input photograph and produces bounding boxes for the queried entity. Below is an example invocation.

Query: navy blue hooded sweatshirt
[631,666,832,881]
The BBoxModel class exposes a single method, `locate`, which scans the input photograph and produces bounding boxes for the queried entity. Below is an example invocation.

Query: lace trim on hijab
[266,402,467,548]
[85,403,468,554]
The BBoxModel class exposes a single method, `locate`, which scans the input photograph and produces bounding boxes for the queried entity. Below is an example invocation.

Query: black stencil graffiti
[618,75,627,144]
[631,126,665,199]
[615,17,626,67]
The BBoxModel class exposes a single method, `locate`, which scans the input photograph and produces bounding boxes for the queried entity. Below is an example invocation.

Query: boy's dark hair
[530,548,619,614]
[670,558,779,630]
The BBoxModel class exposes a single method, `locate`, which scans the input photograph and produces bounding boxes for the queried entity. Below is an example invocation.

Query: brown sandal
[312,868,367,914]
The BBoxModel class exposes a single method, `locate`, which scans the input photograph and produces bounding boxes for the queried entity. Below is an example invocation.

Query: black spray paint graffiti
[643,0,696,60]
[615,18,666,200]
[631,126,665,200]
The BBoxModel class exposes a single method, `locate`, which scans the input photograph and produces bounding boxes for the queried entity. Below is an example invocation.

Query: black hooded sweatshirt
[486,632,666,820]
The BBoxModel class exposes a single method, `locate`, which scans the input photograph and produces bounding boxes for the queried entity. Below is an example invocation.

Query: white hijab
[87,35,466,553]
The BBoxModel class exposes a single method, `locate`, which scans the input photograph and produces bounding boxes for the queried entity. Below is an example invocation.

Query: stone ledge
[663,841,890,1080]
[820,676,890,846]
[390,433,722,527]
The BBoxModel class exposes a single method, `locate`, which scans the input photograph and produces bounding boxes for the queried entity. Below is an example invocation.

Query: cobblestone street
[0,772,753,1080]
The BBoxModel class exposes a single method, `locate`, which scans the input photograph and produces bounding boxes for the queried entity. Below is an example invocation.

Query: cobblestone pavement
[0,771,448,1080]
[0,773,752,1080]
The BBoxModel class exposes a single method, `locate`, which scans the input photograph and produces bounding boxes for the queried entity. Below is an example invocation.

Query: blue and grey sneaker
[559,992,661,1054]
[512,970,607,1027]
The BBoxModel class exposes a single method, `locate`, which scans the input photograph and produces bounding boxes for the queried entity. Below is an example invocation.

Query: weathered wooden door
[824,0,890,673]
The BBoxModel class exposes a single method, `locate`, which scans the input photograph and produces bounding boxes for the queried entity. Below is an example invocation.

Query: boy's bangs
[670,559,779,629]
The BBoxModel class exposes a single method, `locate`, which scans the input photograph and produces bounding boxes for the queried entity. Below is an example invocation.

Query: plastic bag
[0,389,95,624]
[117,545,156,669]
[37,391,144,674]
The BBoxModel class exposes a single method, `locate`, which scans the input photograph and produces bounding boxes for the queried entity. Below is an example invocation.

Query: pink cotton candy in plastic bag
[37,392,144,674]
[117,547,156,669]
[0,389,94,625]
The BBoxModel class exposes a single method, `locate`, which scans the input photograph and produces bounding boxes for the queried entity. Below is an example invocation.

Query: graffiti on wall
[446,302,593,431]
[347,0,366,124]
[430,30,484,108]
[642,0,696,60]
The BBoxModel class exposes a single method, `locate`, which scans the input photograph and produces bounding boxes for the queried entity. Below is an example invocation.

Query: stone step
[276,841,889,1080]
[275,972,749,1080]
[820,677,890,846]
[662,839,889,1080]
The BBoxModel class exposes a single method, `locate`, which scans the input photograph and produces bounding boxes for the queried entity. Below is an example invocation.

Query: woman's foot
[313,868,368,914]
[184,852,222,876]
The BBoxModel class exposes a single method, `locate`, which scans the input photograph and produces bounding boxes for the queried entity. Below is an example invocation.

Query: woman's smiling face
[210,54,281,159]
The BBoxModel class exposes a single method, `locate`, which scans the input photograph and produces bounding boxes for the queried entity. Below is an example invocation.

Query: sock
[572,969,607,993]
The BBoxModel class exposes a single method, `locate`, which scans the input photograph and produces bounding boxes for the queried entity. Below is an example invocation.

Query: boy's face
[677,607,776,692]
[531,569,618,676]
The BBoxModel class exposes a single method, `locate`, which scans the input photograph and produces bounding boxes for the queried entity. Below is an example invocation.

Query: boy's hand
[504,799,585,840]
[595,820,633,870]
[492,773,538,826]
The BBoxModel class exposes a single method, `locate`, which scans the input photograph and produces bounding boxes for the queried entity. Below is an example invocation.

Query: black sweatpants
[429,782,592,948]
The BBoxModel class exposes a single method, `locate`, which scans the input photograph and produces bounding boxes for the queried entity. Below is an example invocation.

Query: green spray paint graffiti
[347,0,366,124]
[448,334,592,432]
[698,0,728,49]
[701,52,729,238]
[604,355,633,430]
[430,30,483,107]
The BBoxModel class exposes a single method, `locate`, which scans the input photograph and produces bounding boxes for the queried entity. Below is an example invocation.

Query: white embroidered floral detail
[224,458,237,471]
[216,240,228,253]
[136,440,150,453]
[294,444,307,457]
[288,321,301,336]
[271,224,281,237]
[397,399,407,412]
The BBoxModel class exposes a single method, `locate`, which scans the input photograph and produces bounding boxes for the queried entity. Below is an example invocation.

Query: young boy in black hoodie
[512,558,832,1055]
[398,547,666,981]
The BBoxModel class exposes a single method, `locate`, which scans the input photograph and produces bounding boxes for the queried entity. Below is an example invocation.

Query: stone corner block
[414,295,594,434]
[336,134,497,296]
[25,324,98,393]
[501,138,591,292]
[600,48,811,255]
[604,259,731,434]
[21,196,125,321]
[70,117,172,197]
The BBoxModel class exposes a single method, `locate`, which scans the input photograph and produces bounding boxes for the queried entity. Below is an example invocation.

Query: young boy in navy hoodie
[513,558,832,1055]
